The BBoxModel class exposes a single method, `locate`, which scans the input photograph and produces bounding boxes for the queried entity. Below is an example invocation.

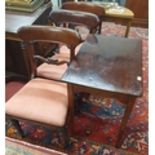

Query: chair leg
[11,119,25,138]
[98,21,102,34]
[63,127,70,149]
[74,92,90,114]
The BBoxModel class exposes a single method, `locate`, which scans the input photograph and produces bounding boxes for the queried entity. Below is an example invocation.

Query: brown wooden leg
[98,21,102,34]
[11,119,25,138]
[63,127,70,149]
[66,84,75,134]
[115,97,136,148]
[125,20,131,37]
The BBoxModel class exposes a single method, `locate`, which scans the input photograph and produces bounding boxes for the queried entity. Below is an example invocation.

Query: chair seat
[37,45,70,80]
[37,63,68,80]
[36,44,82,80]
[6,78,68,127]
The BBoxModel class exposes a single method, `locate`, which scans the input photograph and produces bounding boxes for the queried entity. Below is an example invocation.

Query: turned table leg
[115,97,136,148]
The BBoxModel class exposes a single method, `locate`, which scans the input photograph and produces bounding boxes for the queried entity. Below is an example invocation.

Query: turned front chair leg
[63,127,70,149]
[11,119,25,138]
[66,84,75,134]
[98,21,102,34]
[125,20,132,37]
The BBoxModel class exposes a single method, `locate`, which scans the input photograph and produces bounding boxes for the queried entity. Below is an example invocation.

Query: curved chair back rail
[17,26,82,79]
[48,9,100,33]
[61,2,105,34]
[62,2,105,19]
[18,25,82,50]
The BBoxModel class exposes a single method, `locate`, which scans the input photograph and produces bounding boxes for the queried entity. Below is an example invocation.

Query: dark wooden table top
[62,35,143,96]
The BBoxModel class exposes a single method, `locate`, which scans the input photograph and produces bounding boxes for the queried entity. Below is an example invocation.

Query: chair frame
[62,1,105,34]
[17,25,82,80]
[6,25,82,151]
[48,9,100,36]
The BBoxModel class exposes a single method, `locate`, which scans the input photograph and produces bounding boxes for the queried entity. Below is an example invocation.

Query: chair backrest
[48,9,100,34]
[17,25,82,79]
[62,1,105,19]
[61,2,105,34]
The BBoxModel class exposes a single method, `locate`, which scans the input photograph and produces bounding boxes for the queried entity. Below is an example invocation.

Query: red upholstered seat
[6,78,68,127]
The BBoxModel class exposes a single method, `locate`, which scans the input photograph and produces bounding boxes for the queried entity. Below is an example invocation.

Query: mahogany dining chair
[6,26,81,150]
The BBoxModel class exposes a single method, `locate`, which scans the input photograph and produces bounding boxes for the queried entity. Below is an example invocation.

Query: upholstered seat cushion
[6,78,68,127]
[37,44,82,80]
[37,63,68,80]
[37,45,70,80]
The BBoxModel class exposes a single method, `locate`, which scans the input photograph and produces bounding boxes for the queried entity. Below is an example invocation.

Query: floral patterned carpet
[6,22,148,155]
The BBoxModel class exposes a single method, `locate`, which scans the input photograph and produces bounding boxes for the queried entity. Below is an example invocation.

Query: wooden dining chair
[16,25,82,81]
[45,9,100,80]
[5,26,81,149]
[61,1,105,34]
[48,9,100,40]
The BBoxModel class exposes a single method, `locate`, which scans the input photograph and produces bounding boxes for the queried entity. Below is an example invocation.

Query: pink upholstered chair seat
[36,45,70,80]
[37,44,82,80]
[56,45,71,60]
[6,78,68,127]
[37,63,68,80]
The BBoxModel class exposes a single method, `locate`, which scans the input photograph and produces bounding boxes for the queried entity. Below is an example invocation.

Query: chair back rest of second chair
[48,9,100,34]
[17,25,82,79]
[62,1,105,19]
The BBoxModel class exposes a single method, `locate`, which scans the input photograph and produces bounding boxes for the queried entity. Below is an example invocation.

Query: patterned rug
[6,22,148,155]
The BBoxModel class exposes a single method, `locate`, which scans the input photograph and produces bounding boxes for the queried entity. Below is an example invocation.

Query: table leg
[115,97,136,148]
[125,20,131,37]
